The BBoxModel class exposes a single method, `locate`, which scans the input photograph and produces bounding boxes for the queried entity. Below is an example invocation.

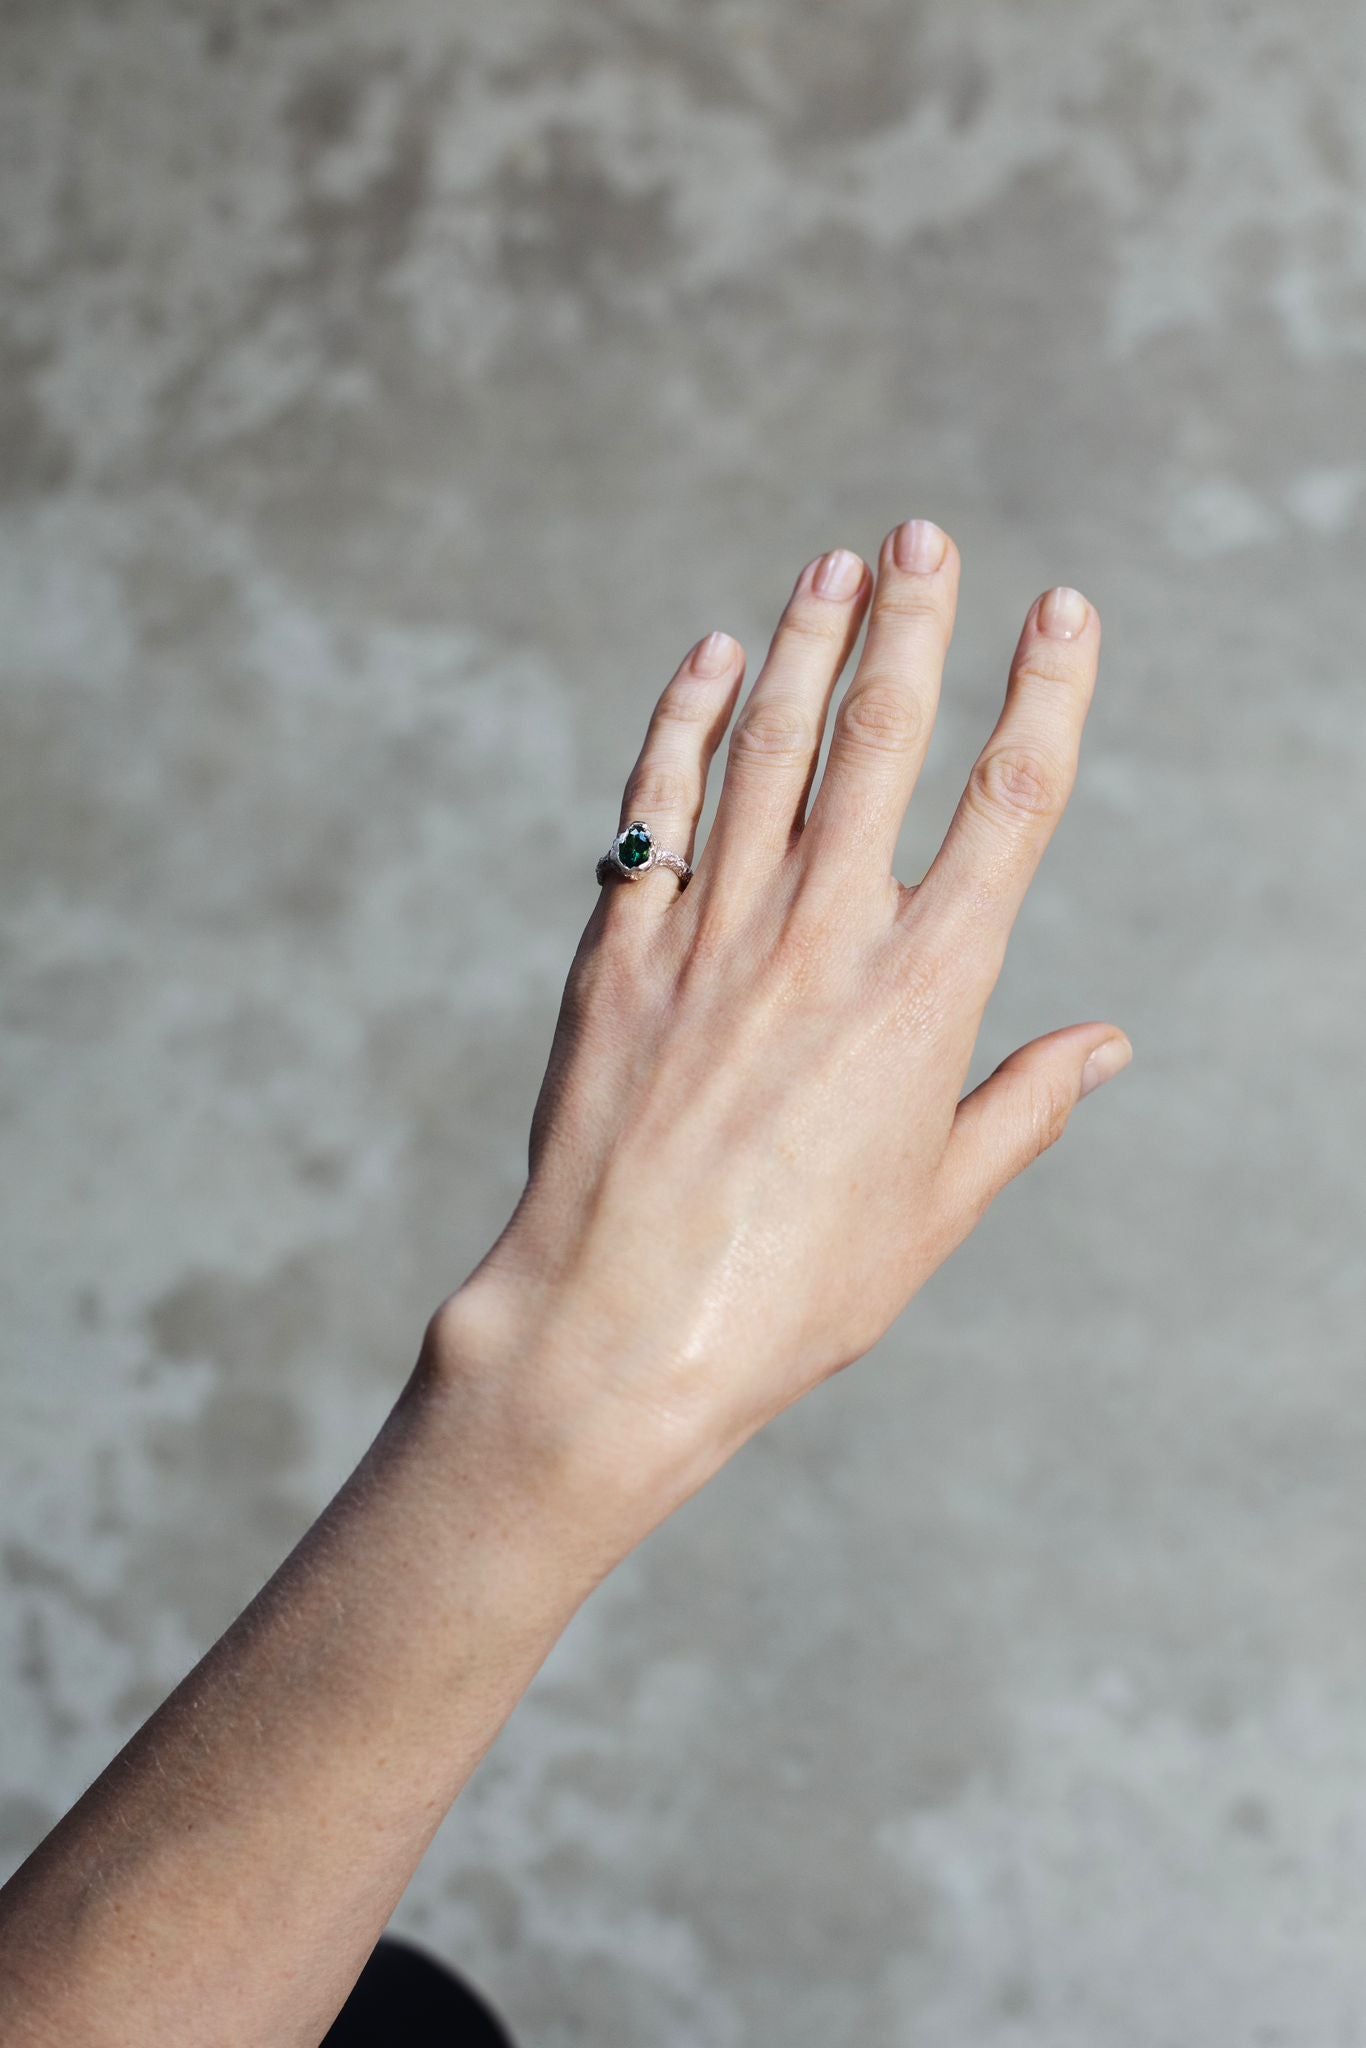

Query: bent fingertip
[1080,1032,1133,1098]
[1037,586,1092,640]
[889,518,950,574]
[690,629,741,677]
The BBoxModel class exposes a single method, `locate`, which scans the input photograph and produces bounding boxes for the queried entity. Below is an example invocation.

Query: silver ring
[596,820,693,888]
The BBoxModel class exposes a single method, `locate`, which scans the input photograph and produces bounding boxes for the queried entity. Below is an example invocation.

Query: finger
[941,1021,1132,1227]
[912,586,1100,987]
[804,519,960,866]
[699,547,871,878]
[611,630,746,899]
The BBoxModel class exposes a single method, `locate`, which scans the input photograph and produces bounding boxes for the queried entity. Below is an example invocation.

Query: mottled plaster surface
[3,2,1366,2041]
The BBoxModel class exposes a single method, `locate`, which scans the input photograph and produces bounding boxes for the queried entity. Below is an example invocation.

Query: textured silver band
[652,848,692,880]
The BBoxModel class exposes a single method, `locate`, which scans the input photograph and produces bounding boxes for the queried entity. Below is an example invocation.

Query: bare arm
[0,524,1130,2047]
[0,1341,616,2046]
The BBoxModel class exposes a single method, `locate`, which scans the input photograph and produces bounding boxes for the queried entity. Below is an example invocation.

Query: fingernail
[1038,586,1090,639]
[1080,1035,1132,1097]
[812,548,864,600]
[691,630,736,677]
[892,518,948,574]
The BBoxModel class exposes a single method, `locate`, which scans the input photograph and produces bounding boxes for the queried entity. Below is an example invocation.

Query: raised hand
[438,521,1130,1554]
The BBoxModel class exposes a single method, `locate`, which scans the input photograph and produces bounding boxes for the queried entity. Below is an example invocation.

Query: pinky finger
[940,1021,1132,1228]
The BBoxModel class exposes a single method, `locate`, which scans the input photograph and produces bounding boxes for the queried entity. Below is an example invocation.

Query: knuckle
[624,763,693,816]
[1031,1078,1075,1157]
[1013,649,1094,696]
[677,894,751,988]
[729,699,813,764]
[655,679,721,728]
[580,909,653,998]
[872,585,951,628]
[836,681,925,757]
[770,905,828,987]
[678,909,730,979]
[891,940,953,1036]
[779,602,847,646]
[969,745,1065,824]
[570,918,623,992]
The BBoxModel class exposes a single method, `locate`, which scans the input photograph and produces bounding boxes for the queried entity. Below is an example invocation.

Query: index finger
[909,584,1100,989]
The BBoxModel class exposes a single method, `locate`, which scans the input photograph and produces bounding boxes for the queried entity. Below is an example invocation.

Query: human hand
[434,523,1129,1558]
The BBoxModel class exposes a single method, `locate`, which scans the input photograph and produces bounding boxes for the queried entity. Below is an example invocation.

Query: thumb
[943,1021,1132,1224]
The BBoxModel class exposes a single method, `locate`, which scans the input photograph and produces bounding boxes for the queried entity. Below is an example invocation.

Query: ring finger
[607,629,746,912]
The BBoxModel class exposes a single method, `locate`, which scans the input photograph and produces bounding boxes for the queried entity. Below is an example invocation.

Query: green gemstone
[618,823,652,869]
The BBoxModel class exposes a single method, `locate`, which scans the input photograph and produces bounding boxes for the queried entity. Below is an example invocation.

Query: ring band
[596,820,693,888]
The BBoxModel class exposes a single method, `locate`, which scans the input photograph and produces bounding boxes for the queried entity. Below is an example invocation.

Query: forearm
[0,1309,613,2048]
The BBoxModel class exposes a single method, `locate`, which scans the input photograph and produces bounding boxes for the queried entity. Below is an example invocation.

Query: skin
[0,521,1130,2047]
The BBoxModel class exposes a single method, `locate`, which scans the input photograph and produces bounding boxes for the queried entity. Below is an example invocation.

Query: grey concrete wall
[3,2,1365,2041]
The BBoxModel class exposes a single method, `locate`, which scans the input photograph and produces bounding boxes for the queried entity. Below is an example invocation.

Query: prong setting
[610,821,656,878]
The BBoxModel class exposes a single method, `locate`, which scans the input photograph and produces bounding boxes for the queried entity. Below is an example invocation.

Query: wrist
[415,1269,723,1578]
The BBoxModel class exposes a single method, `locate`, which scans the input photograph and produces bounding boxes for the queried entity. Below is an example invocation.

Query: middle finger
[803,518,960,869]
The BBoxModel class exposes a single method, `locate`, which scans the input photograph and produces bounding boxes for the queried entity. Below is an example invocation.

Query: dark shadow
[323,1936,516,2046]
